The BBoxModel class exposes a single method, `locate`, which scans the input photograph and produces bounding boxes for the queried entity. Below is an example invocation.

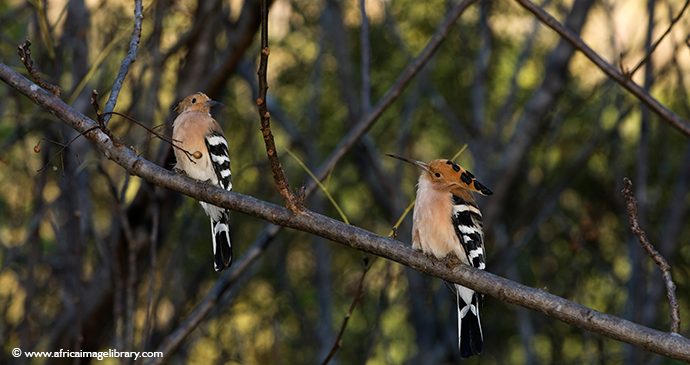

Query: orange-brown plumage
[388,153,491,358]
[172,92,233,271]
[172,92,225,183]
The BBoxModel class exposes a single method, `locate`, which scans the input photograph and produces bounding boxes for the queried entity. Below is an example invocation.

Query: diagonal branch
[622,177,681,334]
[321,257,370,365]
[256,0,302,212]
[628,0,690,77]
[305,0,481,195]
[102,0,143,126]
[2,63,690,362]
[514,0,690,137]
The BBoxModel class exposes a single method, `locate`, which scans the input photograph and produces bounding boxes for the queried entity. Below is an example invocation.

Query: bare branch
[256,0,302,212]
[621,177,681,334]
[150,223,282,364]
[514,0,690,137]
[35,126,101,173]
[16,40,60,96]
[3,63,690,362]
[102,0,143,126]
[306,0,481,196]
[321,257,371,365]
[629,0,690,76]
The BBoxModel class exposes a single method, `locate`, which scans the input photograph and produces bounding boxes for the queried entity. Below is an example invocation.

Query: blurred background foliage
[0,0,689,364]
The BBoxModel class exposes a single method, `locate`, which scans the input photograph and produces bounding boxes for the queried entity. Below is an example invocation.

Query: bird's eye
[191,98,197,104]
[434,173,441,178]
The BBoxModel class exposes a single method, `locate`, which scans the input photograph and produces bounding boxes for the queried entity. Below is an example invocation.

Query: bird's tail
[210,213,232,271]
[456,284,483,357]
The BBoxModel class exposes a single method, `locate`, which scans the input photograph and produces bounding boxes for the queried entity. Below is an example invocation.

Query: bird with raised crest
[172,92,233,271]
[387,153,492,358]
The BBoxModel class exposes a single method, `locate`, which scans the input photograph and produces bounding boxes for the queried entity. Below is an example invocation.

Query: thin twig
[98,91,199,165]
[16,40,60,96]
[35,126,100,173]
[306,0,481,197]
[89,89,117,143]
[514,0,690,137]
[321,257,371,365]
[622,177,680,334]
[26,1,55,59]
[90,89,103,123]
[256,0,302,212]
[150,224,283,365]
[102,0,143,126]
[628,0,690,77]
[285,148,349,224]
[102,110,198,163]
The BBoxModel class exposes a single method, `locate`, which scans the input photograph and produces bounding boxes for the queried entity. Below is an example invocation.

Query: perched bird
[172,92,232,271]
[387,154,492,358]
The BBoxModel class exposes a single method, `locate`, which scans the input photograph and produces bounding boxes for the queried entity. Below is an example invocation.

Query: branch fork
[17,40,61,96]
[622,177,681,334]
[256,0,303,213]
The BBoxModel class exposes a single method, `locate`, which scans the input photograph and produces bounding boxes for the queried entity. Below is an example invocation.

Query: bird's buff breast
[412,182,463,260]
[172,114,218,184]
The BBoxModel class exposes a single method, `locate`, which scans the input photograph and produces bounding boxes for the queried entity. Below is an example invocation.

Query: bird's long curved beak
[206,100,224,108]
[386,153,429,172]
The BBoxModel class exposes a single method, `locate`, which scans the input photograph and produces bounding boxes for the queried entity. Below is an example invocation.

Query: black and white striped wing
[205,132,232,191]
[451,194,485,357]
[204,131,232,271]
[451,195,485,271]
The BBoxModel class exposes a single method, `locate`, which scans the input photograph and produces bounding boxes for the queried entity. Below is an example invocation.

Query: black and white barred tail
[211,213,232,271]
[456,284,483,357]
[205,132,233,271]
[451,195,486,357]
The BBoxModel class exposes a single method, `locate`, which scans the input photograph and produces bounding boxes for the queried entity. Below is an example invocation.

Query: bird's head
[174,92,223,114]
[387,153,492,196]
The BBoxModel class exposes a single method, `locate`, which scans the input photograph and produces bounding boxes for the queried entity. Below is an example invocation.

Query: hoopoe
[172,92,232,271]
[388,154,492,358]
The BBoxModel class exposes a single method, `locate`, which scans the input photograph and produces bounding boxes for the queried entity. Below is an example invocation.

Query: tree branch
[304,0,481,196]
[2,63,690,362]
[629,0,690,77]
[321,257,370,365]
[16,40,60,96]
[148,224,282,365]
[514,0,690,137]
[256,0,302,212]
[102,0,143,126]
[622,177,681,334]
